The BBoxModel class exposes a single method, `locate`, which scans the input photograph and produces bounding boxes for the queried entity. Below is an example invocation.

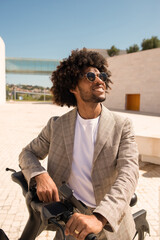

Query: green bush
[126,44,139,53]
[38,95,52,101]
[141,36,160,50]
[107,45,120,57]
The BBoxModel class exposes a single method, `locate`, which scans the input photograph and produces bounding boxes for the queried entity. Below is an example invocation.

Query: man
[19,48,139,240]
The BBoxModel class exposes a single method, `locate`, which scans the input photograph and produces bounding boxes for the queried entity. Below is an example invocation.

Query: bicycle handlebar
[10,170,98,240]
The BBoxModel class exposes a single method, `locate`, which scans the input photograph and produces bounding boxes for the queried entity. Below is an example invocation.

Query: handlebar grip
[85,233,97,240]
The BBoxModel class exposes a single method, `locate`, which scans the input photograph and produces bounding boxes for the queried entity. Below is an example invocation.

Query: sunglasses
[85,72,108,82]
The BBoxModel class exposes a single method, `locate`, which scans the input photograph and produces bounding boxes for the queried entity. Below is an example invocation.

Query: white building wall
[0,37,6,104]
[104,48,160,114]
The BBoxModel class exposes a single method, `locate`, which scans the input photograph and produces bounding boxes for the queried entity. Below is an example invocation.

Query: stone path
[0,102,159,239]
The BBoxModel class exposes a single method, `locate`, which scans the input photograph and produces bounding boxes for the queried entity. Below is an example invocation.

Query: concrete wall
[104,48,160,114]
[136,136,160,165]
[0,37,6,104]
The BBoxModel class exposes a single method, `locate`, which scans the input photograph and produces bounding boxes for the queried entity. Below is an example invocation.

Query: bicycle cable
[49,218,66,240]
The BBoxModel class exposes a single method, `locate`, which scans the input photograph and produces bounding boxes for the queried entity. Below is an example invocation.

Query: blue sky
[1,0,160,87]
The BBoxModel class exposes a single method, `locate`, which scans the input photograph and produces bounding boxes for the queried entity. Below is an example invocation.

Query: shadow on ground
[139,160,160,178]
[110,108,160,117]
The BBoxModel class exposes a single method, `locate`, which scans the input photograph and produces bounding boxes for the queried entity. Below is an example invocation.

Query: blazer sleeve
[19,117,54,186]
[93,118,139,232]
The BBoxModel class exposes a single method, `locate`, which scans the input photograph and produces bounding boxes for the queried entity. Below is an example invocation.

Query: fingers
[37,186,59,203]
[76,229,88,240]
[65,213,104,239]
[35,172,59,202]
[53,187,60,202]
[37,188,55,202]
[65,214,78,234]
[65,213,89,239]
[37,190,50,202]
[73,227,87,240]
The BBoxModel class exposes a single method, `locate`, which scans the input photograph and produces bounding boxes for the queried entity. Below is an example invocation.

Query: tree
[38,95,52,101]
[141,36,160,50]
[126,44,139,54]
[107,45,120,57]
[6,85,9,100]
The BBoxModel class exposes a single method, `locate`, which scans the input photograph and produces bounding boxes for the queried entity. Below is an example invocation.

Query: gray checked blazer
[19,105,139,240]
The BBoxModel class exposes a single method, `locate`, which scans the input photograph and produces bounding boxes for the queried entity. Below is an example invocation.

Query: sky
[1,0,160,87]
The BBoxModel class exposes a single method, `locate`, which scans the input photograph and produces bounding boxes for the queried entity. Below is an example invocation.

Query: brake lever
[59,184,98,240]
[59,183,89,214]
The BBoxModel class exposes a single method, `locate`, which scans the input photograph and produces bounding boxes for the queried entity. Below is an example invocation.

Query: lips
[92,85,105,93]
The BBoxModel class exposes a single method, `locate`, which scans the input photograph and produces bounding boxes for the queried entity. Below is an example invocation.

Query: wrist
[35,172,48,181]
[93,213,107,227]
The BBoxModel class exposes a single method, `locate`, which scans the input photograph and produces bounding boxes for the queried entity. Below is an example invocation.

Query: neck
[77,103,102,119]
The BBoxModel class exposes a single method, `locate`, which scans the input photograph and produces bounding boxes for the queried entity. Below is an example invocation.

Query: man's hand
[65,213,107,240]
[34,172,59,202]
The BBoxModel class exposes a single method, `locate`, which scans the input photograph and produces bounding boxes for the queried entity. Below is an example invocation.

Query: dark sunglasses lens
[99,72,108,82]
[86,72,95,82]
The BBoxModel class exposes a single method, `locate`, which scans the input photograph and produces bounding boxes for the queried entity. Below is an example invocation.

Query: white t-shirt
[68,112,100,207]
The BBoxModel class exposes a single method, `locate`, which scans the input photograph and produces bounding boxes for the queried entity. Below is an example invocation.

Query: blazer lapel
[61,106,115,166]
[93,105,115,164]
[61,108,77,164]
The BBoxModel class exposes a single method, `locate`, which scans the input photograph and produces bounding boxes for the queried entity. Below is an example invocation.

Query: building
[103,48,160,115]
[0,37,5,104]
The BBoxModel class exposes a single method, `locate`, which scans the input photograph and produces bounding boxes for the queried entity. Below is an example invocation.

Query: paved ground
[0,102,160,240]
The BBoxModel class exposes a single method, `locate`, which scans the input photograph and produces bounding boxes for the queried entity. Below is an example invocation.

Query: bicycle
[0,168,150,240]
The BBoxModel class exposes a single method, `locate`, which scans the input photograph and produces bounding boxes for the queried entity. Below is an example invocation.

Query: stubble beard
[78,86,106,103]
[92,94,106,103]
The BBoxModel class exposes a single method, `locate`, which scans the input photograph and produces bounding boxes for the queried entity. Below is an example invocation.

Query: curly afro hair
[51,48,112,107]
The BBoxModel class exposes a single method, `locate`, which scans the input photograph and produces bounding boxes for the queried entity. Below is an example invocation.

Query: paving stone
[0,102,160,239]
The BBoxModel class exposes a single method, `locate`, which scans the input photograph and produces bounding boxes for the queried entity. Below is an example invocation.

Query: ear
[70,87,78,95]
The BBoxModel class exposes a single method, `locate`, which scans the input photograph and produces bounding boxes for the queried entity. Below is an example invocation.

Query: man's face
[72,67,106,104]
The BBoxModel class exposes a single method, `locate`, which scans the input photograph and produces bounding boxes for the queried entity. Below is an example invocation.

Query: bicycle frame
[0,170,150,240]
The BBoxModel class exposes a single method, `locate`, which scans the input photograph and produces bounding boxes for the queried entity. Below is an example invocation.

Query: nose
[95,75,104,84]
